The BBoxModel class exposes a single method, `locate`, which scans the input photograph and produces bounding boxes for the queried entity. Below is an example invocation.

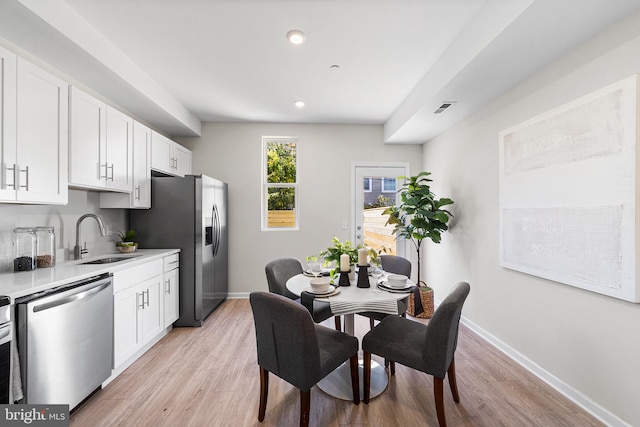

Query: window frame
[261,136,299,231]
[382,177,396,193]
[363,177,372,192]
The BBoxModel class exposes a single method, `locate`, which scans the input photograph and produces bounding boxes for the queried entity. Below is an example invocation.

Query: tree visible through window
[263,137,298,229]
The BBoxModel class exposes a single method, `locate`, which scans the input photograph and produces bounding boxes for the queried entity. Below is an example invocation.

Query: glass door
[352,163,409,258]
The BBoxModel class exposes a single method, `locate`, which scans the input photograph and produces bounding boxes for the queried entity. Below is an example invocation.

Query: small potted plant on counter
[115,229,138,253]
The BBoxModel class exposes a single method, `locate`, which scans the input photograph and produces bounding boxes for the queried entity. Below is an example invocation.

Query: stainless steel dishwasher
[16,273,113,409]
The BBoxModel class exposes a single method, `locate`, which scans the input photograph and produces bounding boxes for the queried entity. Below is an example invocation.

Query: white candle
[340,253,350,272]
[358,248,368,266]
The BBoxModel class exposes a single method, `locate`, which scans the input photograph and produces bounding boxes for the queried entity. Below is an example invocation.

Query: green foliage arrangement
[115,229,137,247]
[384,171,454,289]
[320,237,382,268]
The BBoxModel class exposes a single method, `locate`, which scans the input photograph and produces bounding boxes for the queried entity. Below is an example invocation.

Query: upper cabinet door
[173,143,192,177]
[132,121,151,208]
[69,86,106,190]
[150,130,172,174]
[151,130,192,177]
[0,46,17,202]
[15,58,68,204]
[105,106,133,192]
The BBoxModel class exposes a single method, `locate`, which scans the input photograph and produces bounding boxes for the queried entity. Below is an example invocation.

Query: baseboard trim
[227,292,250,299]
[460,314,628,427]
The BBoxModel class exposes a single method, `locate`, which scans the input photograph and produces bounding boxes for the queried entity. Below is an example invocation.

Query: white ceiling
[1,0,640,143]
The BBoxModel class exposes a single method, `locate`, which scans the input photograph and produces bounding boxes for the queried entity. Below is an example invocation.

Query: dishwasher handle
[32,279,112,313]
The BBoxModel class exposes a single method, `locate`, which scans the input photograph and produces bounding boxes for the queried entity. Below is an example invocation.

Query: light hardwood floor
[70,299,604,426]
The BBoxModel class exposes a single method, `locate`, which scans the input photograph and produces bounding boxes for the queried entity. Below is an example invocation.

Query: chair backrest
[423,282,470,378]
[380,255,412,278]
[249,292,322,391]
[265,258,303,299]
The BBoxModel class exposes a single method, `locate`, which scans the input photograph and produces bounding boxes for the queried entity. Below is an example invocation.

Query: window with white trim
[262,137,298,230]
[382,177,396,192]
[363,178,372,192]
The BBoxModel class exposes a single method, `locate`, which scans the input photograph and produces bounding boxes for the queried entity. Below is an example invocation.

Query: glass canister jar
[13,227,37,272]
[35,226,56,268]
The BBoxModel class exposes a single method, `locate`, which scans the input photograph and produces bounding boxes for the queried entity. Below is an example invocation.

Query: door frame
[350,161,410,258]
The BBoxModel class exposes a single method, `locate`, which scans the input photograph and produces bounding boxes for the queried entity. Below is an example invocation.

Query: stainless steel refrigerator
[130,174,228,326]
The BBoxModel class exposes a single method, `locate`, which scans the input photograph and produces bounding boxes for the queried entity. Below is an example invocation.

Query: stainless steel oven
[0,296,11,404]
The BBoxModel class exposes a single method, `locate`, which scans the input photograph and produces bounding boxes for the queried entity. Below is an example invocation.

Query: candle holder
[338,271,351,287]
[357,264,370,288]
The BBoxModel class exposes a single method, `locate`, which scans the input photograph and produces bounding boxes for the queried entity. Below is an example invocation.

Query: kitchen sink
[81,256,140,265]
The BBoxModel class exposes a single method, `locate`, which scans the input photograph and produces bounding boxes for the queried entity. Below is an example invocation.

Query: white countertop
[0,249,180,301]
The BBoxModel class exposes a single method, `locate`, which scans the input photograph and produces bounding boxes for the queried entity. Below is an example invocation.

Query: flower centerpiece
[115,229,138,253]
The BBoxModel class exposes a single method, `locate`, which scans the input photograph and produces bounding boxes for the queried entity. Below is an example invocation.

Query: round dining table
[286,272,412,400]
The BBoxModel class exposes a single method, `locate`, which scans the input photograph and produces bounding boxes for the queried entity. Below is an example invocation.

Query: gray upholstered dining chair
[362,281,470,427]
[358,254,412,329]
[249,292,360,427]
[265,257,341,330]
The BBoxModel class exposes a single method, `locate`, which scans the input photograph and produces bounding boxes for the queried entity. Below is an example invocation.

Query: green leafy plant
[115,229,137,247]
[384,172,454,289]
[321,237,360,266]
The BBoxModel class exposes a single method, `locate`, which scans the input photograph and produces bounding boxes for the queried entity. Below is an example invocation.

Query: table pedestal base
[317,358,388,400]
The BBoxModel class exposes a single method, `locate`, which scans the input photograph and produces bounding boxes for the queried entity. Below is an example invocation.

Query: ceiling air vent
[434,101,456,115]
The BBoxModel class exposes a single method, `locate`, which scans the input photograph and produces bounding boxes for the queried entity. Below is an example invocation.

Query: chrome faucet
[74,214,108,260]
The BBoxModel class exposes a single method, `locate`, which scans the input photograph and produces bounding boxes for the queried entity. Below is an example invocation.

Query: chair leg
[447,359,460,403]
[349,354,360,405]
[363,351,371,403]
[335,316,341,331]
[434,377,447,427]
[299,389,310,427]
[258,367,269,422]
[369,318,375,330]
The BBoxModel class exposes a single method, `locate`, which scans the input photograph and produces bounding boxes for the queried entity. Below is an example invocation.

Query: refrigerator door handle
[212,204,220,257]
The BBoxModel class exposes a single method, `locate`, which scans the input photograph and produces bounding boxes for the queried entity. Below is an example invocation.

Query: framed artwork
[499,75,640,302]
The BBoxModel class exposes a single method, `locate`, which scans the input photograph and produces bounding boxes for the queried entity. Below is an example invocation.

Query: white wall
[177,123,422,295]
[422,11,640,426]
[0,190,127,271]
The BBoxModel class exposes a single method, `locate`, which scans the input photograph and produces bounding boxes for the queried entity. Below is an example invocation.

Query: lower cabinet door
[113,285,142,368]
[141,275,164,342]
[163,268,179,326]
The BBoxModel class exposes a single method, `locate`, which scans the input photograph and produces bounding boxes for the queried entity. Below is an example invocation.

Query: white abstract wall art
[499,75,639,302]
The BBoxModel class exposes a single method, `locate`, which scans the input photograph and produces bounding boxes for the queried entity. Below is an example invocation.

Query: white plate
[303,270,331,277]
[314,287,340,298]
[305,285,336,295]
[378,283,413,293]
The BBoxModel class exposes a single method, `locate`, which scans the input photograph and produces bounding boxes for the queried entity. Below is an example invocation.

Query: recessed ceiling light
[294,100,305,108]
[287,30,306,45]
[330,64,340,70]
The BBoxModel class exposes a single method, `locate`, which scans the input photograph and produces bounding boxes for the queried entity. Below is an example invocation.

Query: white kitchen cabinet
[0,50,68,204]
[151,130,191,177]
[69,87,132,192]
[112,259,164,369]
[100,120,151,208]
[163,253,180,326]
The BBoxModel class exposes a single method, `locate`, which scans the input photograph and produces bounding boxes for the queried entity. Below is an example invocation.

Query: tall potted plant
[384,171,454,318]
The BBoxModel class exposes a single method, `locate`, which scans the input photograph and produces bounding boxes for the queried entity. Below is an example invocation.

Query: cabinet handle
[165,279,170,294]
[137,292,144,309]
[99,162,108,179]
[108,164,114,181]
[135,186,141,200]
[144,289,150,307]
[174,158,178,169]
[6,164,16,190]
[19,166,29,191]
